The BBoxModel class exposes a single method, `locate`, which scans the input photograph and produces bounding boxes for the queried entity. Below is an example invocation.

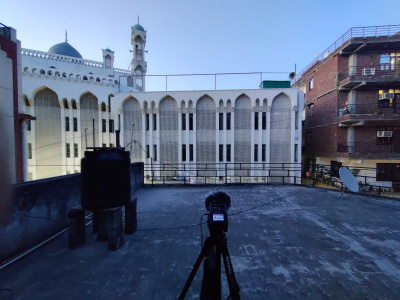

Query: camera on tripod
[179,191,240,300]
[205,191,231,233]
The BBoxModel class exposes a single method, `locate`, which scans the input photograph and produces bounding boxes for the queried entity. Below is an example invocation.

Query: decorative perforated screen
[34,88,62,179]
[234,94,252,178]
[80,93,99,153]
[123,97,143,162]
[270,94,291,183]
[196,96,216,181]
[159,97,179,176]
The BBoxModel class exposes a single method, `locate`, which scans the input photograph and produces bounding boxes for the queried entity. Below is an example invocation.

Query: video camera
[205,191,231,233]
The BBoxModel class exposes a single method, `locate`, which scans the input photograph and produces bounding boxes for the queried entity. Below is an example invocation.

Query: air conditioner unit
[362,68,376,76]
[377,131,393,137]
[378,93,395,100]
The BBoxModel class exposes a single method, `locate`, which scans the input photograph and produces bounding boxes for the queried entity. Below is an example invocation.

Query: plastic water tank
[81,148,131,210]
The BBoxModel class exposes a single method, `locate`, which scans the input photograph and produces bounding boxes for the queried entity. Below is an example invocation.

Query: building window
[219,144,223,162]
[66,143,70,158]
[127,76,133,87]
[309,77,314,90]
[74,143,78,158]
[226,112,231,130]
[308,104,314,117]
[262,144,266,162]
[254,144,258,161]
[182,144,187,161]
[102,119,107,132]
[146,145,150,158]
[226,144,231,162]
[27,143,32,159]
[254,112,259,130]
[109,120,115,133]
[73,117,78,132]
[219,113,223,130]
[189,144,194,161]
[153,145,157,161]
[182,113,186,130]
[307,130,313,144]
[65,117,70,131]
[146,114,149,131]
[262,112,266,130]
[189,113,193,130]
[101,102,106,112]
[27,120,31,131]
[295,112,298,129]
[380,54,390,70]
[153,114,157,131]
[294,144,298,162]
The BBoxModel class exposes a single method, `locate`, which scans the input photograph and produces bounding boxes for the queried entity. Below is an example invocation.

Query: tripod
[179,229,241,300]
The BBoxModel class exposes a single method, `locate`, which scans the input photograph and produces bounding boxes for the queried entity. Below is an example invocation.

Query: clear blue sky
[2,0,400,91]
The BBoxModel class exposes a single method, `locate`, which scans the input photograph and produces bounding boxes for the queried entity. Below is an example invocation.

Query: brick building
[295,25,400,187]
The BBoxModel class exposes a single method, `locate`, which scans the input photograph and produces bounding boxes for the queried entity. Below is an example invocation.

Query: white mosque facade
[19,23,304,183]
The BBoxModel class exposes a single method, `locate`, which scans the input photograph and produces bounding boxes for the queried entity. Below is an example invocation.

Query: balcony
[339,65,400,90]
[337,103,400,126]
[337,142,400,159]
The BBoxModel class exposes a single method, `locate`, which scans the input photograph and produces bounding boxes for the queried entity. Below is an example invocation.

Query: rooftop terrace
[1,185,400,299]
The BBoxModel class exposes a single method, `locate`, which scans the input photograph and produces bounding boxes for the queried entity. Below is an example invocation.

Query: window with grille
[65,117,70,131]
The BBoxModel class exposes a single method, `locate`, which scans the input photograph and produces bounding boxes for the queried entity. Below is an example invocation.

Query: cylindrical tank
[81,148,131,210]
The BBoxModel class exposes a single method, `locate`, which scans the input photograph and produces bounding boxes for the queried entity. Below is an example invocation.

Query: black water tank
[81,148,131,210]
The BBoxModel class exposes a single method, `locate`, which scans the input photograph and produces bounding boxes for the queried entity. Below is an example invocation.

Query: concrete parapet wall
[0,162,144,263]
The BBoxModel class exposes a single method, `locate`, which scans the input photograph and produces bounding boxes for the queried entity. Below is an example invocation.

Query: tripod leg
[200,245,221,300]
[179,237,212,300]
[217,236,241,300]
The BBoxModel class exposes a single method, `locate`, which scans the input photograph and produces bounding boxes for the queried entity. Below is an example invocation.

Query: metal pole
[85,128,88,149]
[166,75,168,91]
[92,119,95,147]
[215,74,216,90]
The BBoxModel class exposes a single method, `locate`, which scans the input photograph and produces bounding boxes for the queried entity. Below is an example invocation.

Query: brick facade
[296,25,400,183]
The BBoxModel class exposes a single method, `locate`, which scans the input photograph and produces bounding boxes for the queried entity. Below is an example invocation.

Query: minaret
[131,17,147,91]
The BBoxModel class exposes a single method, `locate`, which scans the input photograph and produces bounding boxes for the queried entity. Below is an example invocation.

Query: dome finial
[65,30,68,43]
[138,15,139,24]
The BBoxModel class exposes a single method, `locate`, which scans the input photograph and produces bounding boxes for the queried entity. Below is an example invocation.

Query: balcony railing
[297,25,400,80]
[144,162,302,185]
[0,22,11,39]
[340,65,400,82]
[337,142,400,154]
[337,103,397,116]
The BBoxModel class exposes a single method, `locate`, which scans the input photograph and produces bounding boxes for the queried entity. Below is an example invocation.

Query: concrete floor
[1,185,400,299]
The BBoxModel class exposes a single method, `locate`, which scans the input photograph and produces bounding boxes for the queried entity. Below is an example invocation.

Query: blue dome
[133,24,145,31]
[104,48,112,52]
[48,42,83,59]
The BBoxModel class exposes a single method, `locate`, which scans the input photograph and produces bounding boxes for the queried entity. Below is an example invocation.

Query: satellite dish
[339,167,359,198]
[289,72,296,80]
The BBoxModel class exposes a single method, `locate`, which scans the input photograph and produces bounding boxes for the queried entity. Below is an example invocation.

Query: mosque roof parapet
[21,48,104,67]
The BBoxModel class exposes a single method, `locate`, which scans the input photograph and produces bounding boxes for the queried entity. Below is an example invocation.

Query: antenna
[339,167,359,198]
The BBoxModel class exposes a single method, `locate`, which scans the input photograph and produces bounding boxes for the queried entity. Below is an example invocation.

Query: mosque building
[18,22,303,183]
